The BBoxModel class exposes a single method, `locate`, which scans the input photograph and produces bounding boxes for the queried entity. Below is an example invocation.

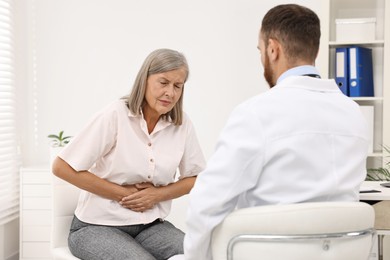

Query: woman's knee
[136,220,185,258]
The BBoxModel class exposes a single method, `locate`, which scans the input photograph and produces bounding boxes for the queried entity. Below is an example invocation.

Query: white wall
[20,0,323,166]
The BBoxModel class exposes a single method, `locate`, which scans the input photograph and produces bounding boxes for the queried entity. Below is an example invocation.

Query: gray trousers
[68,216,184,260]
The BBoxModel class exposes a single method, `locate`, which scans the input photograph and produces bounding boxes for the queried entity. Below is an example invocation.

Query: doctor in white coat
[183,4,369,260]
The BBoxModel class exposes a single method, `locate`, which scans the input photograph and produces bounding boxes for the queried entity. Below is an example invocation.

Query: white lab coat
[184,75,369,260]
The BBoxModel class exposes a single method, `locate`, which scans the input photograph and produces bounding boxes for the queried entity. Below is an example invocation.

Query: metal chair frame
[227,228,377,260]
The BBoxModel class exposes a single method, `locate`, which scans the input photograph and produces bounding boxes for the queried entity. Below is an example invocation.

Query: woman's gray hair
[124,48,189,125]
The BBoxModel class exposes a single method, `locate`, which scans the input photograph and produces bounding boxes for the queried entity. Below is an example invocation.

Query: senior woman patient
[52,48,206,260]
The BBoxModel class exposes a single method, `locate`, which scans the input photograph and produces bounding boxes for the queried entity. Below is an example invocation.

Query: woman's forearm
[52,156,137,202]
[155,176,197,201]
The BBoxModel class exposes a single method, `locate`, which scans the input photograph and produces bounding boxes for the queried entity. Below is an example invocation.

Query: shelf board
[329,40,385,46]
[368,152,384,158]
[351,97,384,101]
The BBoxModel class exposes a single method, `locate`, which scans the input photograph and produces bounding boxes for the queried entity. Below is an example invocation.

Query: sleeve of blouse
[178,116,206,179]
[58,102,118,172]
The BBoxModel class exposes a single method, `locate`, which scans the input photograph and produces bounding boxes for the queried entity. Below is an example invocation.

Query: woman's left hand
[119,182,161,212]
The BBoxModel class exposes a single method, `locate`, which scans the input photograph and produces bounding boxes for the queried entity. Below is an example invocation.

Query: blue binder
[348,46,374,97]
[335,47,349,96]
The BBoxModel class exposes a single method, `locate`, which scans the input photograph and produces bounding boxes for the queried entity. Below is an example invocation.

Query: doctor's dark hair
[261,4,320,63]
[125,48,189,125]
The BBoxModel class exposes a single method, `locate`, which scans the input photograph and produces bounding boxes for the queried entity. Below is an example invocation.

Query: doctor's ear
[267,38,281,61]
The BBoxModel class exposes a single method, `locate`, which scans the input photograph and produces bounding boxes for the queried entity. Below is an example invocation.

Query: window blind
[0,0,20,225]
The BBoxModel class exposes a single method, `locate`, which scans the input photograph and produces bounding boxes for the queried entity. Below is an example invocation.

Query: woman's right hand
[120,182,157,212]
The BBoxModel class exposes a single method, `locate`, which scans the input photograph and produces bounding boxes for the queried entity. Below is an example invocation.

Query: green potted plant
[48,130,72,164]
[366,145,390,181]
[48,130,72,147]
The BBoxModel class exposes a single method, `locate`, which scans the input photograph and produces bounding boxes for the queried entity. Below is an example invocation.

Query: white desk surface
[360,181,390,201]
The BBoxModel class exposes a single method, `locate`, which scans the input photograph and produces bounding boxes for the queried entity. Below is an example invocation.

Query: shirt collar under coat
[277,65,320,84]
[275,65,341,93]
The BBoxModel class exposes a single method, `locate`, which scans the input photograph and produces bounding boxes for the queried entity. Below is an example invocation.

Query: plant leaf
[58,130,64,139]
